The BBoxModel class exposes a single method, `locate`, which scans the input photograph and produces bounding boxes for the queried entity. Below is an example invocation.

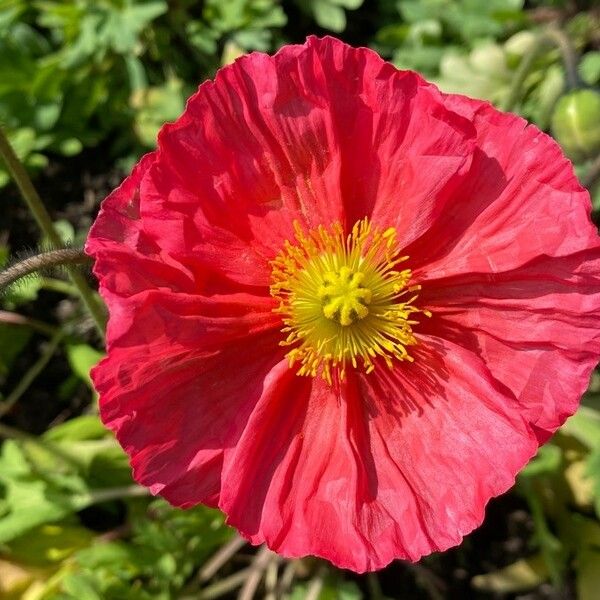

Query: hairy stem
[0,248,90,290]
[0,126,106,338]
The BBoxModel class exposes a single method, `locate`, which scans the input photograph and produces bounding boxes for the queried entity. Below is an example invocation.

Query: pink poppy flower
[85,36,600,572]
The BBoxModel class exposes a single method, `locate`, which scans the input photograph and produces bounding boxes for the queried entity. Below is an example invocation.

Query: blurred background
[0,1,599,598]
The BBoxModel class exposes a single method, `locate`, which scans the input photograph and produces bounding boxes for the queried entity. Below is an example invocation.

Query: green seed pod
[551,89,600,163]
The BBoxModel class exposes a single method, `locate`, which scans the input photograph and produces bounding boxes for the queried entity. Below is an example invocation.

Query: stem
[520,479,564,587]
[0,126,106,338]
[0,248,90,290]
[40,277,80,297]
[78,484,149,506]
[503,35,551,112]
[545,27,580,90]
[199,535,247,582]
[198,568,252,600]
[264,560,278,600]
[502,26,580,113]
[276,561,299,598]
[582,153,600,191]
[367,573,384,600]
[0,310,58,336]
[0,328,65,418]
[304,566,327,600]
[238,546,278,600]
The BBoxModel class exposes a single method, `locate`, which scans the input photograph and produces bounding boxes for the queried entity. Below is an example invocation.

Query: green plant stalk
[503,27,580,113]
[503,35,551,112]
[0,310,58,336]
[78,484,150,505]
[367,573,385,600]
[0,126,106,338]
[545,27,579,91]
[0,328,66,418]
[582,153,600,191]
[519,479,564,588]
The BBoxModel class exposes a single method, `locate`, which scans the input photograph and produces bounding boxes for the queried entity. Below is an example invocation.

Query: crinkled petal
[85,152,198,301]
[135,37,476,287]
[94,290,283,505]
[218,337,537,572]
[408,98,596,278]
[420,249,600,440]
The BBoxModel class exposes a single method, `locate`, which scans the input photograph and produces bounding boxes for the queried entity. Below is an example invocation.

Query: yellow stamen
[270,218,429,383]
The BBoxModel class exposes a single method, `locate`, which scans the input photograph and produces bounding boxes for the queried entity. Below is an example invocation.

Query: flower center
[270,219,430,383]
[319,267,372,326]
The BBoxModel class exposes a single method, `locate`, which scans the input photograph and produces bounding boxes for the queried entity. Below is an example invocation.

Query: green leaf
[527,64,564,129]
[435,42,511,104]
[125,55,147,92]
[561,405,600,449]
[330,0,363,8]
[88,446,133,488]
[471,554,548,593]
[61,572,104,600]
[44,416,108,443]
[132,78,186,148]
[519,444,563,479]
[65,343,104,388]
[577,548,600,600]
[0,469,84,544]
[313,2,346,31]
[586,446,600,519]
[58,137,83,156]
[41,218,75,247]
[7,523,94,566]
[580,51,600,86]
[3,273,44,307]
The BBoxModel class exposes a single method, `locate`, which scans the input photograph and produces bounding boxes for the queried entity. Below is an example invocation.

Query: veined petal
[420,249,600,439]
[92,310,281,507]
[219,337,537,572]
[409,98,597,279]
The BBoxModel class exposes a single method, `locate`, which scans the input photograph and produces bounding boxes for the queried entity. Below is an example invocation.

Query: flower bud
[551,89,600,163]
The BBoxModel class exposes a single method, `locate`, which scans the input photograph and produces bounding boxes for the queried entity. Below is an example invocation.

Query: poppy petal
[219,337,537,572]
[421,249,600,440]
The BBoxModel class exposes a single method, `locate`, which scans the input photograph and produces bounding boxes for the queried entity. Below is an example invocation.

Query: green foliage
[374,0,599,131]
[296,0,364,33]
[41,500,232,599]
[0,0,367,186]
[515,397,600,597]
